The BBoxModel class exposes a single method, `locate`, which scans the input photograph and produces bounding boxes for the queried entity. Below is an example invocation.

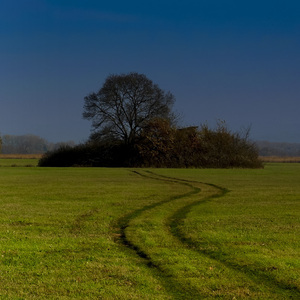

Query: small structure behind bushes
[38,121,263,168]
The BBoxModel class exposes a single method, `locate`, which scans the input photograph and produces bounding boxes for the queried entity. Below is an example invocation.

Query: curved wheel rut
[115,170,299,298]
[116,170,202,298]
[148,171,299,296]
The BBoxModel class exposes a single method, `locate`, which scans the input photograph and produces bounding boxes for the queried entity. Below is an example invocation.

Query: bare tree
[83,72,175,145]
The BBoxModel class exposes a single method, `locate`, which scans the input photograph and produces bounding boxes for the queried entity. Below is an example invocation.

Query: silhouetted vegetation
[39,120,262,168]
[83,72,175,145]
[39,72,262,168]
[38,142,139,167]
[136,119,262,168]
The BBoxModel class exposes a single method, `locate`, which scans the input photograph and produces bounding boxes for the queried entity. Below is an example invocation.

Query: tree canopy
[83,72,175,145]
[39,72,263,168]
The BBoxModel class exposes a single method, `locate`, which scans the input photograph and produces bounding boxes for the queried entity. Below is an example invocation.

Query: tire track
[116,170,299,298]
[148,171,300,297]
[117,170,240,297]
[116,170,202,298]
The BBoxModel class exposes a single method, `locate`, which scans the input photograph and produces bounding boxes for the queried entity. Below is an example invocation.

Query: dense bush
[136,119,262,168]
[196,123,262,168]
[38,142,140,167]
[39,121,263,168]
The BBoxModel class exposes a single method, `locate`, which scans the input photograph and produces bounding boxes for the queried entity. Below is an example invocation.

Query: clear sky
[1,0,299,143]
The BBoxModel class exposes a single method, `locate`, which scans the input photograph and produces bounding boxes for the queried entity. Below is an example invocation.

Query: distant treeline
[0,134,75,154]
[2,134,299,165]
[256,141,300,157]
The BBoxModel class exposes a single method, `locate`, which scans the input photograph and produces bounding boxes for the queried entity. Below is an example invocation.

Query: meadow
[0,154,41,167]
[0,160,299,299]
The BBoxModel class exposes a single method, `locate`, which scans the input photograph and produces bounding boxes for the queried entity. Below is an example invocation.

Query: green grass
[0,164,299,298]
[0,158,39,167]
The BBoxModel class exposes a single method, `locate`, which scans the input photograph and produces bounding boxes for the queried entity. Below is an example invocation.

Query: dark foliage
[196,122,262,168]
[39,120,262,168]
[40,72,261,168]
[38,143,139,167]
[83,72,175,146]
[137,119,262,168]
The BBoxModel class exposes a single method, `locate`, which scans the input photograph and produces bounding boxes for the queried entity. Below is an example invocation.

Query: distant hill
[256,141,300,157]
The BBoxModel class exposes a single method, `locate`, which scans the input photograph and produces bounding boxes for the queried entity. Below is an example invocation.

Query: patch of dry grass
[0,154,43,159]
[260,156,300,163]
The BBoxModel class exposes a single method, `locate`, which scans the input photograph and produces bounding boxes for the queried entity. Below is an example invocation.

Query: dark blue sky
[1,0,299,143]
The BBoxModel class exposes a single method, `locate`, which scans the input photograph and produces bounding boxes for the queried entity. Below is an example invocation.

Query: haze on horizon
[1,1,299,143]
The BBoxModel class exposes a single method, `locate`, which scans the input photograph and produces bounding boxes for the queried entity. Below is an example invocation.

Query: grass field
[0,162,299,299]
[0,155,41,167]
